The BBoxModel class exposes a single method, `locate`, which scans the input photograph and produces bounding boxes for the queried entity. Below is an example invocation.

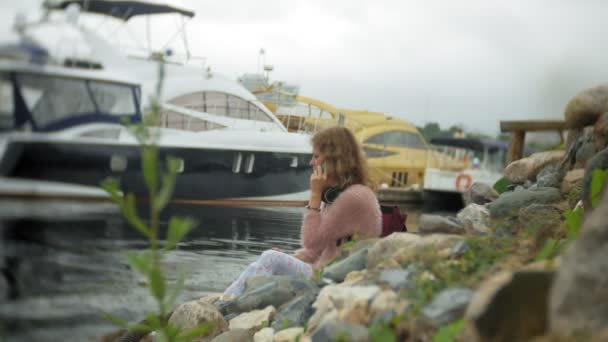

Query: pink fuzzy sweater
[294,184,382,269]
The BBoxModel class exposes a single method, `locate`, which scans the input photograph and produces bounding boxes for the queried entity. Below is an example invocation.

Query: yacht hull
[0,140,312,205]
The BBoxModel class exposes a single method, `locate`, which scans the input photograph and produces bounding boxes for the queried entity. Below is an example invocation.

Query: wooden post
[500,120,566,163]
[509,130,525,163]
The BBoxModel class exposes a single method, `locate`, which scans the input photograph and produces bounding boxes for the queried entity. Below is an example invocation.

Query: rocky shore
[103,86,608,342]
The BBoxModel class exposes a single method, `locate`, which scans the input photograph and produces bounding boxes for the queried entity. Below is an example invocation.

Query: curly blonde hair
[311,126,374,189]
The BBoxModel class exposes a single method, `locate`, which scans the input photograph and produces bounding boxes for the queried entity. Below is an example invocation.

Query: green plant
[493,177,510,194]
[590,169,608,207]
[432,319,464,342]
[369,322,396,342]
[101,61,205,341]
[281,318,290,330]
[406,236,514,315]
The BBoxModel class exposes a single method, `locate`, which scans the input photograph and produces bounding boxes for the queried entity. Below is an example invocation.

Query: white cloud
[2,0,608,135]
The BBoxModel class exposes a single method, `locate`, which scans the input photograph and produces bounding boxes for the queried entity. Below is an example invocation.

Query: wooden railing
[500,120,566,162]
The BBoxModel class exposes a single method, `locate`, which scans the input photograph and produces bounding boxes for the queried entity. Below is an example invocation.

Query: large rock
[253,327,274,342]
[221,277,317,316]
[229,305,276,331]
[457,204,490,234]
[308,285,380,332]
[561,169,585,194]
[376,265,417,290]
[421,288,473,326]
[311,320,369,342]
[581,147,608,211]
[210,329,254,342]
[271,291,318,331]
[564,84,608,129]
[168,300,228,341]
[549,190,608,336]
[418,214,465,235]
[594,112,608,151]
[368,233,463,269]
[504,151,564,184]
[488,187,561,219]
[463,182,499,206]
[575,137,597,168]
[466,265,555,342]
[536,163,566,189]
[518,204,562,247]
[366,233,421,268]
[274,327,305,342]
[322,247,369,283]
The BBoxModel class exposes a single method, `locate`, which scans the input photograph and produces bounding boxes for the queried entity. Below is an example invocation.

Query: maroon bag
[380,205,407,237]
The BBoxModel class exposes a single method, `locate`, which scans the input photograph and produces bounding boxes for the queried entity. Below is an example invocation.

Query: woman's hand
[310,165,328,195]
[309,165,330,209]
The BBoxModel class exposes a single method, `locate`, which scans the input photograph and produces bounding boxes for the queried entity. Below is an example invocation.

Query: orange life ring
[455,173,472,191]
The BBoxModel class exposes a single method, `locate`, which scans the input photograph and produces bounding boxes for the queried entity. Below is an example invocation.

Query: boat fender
[455,173,472,191]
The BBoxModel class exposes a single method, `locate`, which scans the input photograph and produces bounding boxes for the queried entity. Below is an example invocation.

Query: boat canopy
[45,0,195,20]
[430,137,507,153]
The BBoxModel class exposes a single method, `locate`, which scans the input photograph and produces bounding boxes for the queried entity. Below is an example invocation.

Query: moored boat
[0,1,313,205]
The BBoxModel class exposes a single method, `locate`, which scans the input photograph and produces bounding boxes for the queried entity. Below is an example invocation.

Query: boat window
[168,91,274,122]
[88,82,136,115]
[18,74,96,127]
[363,147,398,158]
[0,73,13,130]
[364,131,426,149]
[16,74,138,129]
[158,109,225,131]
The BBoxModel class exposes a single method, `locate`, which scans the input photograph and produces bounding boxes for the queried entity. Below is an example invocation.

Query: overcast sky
[3,0,608,135]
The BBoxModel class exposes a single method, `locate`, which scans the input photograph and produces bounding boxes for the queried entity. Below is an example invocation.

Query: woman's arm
[301,185,381,248]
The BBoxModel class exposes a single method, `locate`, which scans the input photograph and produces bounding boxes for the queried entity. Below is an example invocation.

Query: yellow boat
[239,74,464,189]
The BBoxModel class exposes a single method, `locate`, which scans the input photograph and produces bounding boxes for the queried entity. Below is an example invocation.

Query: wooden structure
[500,120,566,162]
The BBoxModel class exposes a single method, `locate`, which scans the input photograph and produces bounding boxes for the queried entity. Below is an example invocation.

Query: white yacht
[0,1,312,205]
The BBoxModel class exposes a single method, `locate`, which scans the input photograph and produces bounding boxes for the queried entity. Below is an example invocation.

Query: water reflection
[0,198,452,341]
[0,199,305,341]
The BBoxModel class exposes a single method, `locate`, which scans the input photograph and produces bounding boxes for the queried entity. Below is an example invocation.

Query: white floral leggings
[224,249,313,296]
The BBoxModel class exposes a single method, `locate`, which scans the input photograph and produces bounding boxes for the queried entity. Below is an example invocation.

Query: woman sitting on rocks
[224,126,382,296]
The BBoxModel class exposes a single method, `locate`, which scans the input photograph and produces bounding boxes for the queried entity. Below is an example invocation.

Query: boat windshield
[9,72,140,131]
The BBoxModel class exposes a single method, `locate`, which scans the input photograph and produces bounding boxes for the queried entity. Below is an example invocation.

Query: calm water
[0,198,448,341]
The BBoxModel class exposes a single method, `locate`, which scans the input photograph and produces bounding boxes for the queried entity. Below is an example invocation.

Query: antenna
[257,48,265,74]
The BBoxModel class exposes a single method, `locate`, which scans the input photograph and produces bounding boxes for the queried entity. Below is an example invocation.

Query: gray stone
[418,214,465,235]
[421,288,473,326]
[463,182,499,206]
[271,291,318,331]
[581,147,608,211]
[220,281,295,316]
[457,204,490,234]
[575,138,597,168]
[450,240,469,258]
[467,268,554,342]
[564,84,608,129]
[366,233,421,269]
[168,300,228,341]
[518,204,562,240]
[488,187,561,218]
[311,320,370,342]
[505,151,564,184]
[322,247,369,283]
[244,275,317,295]
[550,190,608,335]
[377,265,417,290]
[219,276,318,317]
[536,163,565,188]
[210,329,254,342]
